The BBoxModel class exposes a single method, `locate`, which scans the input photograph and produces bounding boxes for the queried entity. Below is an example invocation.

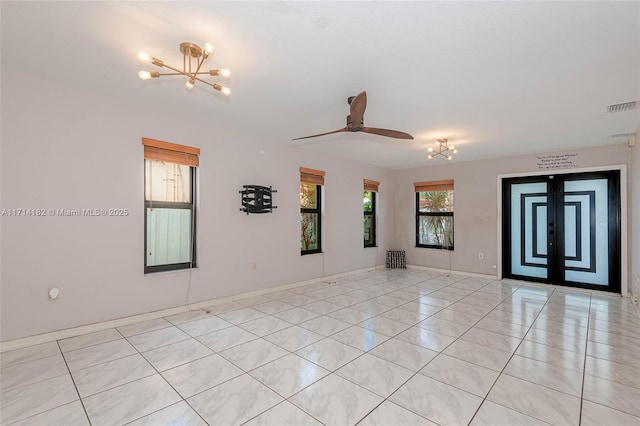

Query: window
[143,137,199,273]
[364,179,379,247]
[415,180,454,249]
[300,167,324,255]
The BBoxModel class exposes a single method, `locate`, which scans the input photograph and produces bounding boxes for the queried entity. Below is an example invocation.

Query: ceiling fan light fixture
[137,41,231,95]
[427,138,458,161]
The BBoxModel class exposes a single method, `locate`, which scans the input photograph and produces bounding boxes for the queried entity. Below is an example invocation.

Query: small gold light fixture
[427,138,457,160]
[137,42,231,94]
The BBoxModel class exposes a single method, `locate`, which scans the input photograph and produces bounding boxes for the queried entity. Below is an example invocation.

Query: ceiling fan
[292,91,413,141]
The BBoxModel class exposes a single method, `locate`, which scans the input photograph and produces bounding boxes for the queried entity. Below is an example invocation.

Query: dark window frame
[144,162,198,273]
[364,190,376,248]
[415,191,454,250]
[301,183,322,255]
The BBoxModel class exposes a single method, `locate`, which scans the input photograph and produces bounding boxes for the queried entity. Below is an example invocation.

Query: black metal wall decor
[239,185,277,214]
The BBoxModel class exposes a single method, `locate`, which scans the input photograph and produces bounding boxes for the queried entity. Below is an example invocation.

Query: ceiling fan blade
[362,127,414,140]
[292,127,348,141]
[349,91,367,125]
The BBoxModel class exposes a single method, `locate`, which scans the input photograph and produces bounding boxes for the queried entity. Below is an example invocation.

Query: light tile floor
[2,270,640,425]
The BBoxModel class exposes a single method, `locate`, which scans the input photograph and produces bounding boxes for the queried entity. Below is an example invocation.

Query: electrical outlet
[633,294,638,305]
[478,252,484,260]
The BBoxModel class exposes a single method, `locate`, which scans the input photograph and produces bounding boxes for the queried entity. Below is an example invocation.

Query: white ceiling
[2,1,639,169]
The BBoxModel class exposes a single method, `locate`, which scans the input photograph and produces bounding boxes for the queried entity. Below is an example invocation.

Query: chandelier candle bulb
[137,52,151,62]
[138,71,152,80]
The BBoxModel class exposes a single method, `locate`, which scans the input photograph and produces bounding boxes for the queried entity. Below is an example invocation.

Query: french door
[502,171,620,292]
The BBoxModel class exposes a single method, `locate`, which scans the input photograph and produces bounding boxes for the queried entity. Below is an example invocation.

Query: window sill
[144,267,199,275]
[415,246,454,251]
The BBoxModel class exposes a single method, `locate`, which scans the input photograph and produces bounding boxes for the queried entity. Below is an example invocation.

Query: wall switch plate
[478,252,484,260]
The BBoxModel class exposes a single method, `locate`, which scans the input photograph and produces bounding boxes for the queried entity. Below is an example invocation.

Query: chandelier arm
[159,63,188,75]
[155,71,221,77]
[192,55,207,77]
[191,75,217,89]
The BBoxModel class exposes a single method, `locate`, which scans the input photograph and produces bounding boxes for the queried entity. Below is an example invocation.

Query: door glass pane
[511,182,547,279]
[146,208,192,266]
[564,179,608,286]
[301,212,318,251]
[564,204,577,258]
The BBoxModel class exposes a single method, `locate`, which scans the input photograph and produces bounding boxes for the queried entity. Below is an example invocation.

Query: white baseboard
[0,265,384,353]
[406,264,498,280]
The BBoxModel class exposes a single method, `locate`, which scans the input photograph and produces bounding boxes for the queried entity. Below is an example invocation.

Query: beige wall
[0,70,395,341]
[393,144,631,286]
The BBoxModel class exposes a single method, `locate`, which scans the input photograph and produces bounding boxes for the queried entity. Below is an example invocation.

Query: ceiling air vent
[606,100,638,113]
[608,132,636,139]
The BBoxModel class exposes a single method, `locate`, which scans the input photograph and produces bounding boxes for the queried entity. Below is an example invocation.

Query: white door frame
[496,165,628,296]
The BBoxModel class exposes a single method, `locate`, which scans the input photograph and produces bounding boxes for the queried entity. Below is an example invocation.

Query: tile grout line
[466,287,557,425]
[357,276,512,425]
[326,276,515,425]
[114,326,212,426]
[577,293,593,426]
[254,271,468,425]
[56,339,93,426]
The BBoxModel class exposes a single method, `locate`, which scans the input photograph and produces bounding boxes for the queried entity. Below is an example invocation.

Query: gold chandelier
[427,138,457,160]
[137,42,231,94]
